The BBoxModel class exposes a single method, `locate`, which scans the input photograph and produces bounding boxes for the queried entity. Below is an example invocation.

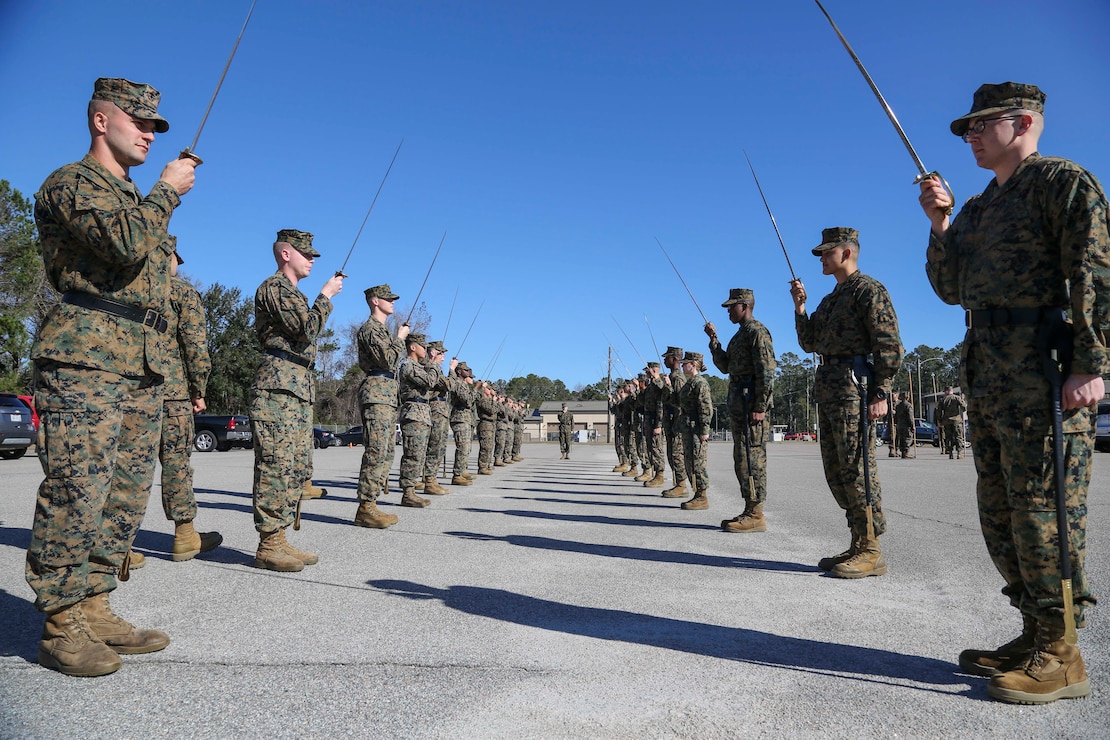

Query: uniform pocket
[36,391,89,480]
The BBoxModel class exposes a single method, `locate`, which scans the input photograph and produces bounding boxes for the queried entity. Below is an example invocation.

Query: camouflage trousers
[941,419,964,454]
[968,393,1095,629]
[512,424,522,456]
[681,425,708,492]
[26,362,162,612]
[665,422,686,483]
[495,424,509,461]
[896,424,913,456]
[250,389,311,534]
[559,428,572,454]
[400,418,431,489]
[634,425,645,463]
[817,399,885,539]
[730,414,768,504]
[477,419,495,469]
[644,428,665,473]
[614,421,626,464]
[425,412,449,478]
[159,398,198,523]
[622,421,639,467]
[357,403,397,503]
[451,420,473,476]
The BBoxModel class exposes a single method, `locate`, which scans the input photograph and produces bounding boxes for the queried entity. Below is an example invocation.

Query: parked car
[335,426,364,446]
[18,395,39,432]
[193,414,252,452]
[0,393,36,460]
[313,427,339,448]
[881,418,940,447]
[1096,401,1110,452]
[783,431,812,441]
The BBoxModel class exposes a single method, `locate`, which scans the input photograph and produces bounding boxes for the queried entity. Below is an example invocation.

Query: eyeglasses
[962,114,1023,142]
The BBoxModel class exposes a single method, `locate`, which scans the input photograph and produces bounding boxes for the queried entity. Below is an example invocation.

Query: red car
[19,395,40,432]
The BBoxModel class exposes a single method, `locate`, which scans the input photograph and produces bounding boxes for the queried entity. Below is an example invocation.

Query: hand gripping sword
[180,0,259,164]
[813,0,954,213]
[336,139,405,277]
[404,229,447,326]
[743,150,797,282]
[655,237,709,326]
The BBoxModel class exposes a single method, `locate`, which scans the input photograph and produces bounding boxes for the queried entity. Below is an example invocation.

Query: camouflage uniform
[398,347,446,490]
[709,293,775,508]
[355,310,404,505]
[495,400,511,463]
[640,373,666,475]
[251,255,332,535]
[159,275,211,523]
[511,404,524,459]
[610,394,626,466]
[28,140,178,613]
[927,152,1109,631]
[448,367,476,476]
[795,235,903,548]
[620,389,640,470]
[423,344,450,481]
[662,354,688,488]
[557,408,574,456]
[894,397,913,458]
[475,389,498,471]
[678,360,713,494]
[936,391,967,456]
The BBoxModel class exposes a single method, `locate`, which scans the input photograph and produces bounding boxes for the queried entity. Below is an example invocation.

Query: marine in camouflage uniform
[620,382,641,476]
[422,341,451,493]
[894,393,914,459]
[398,334,452,505]
[494,395,511,465]
[475,382,498,473]
[632,375,648,478]
[448,362,477,484]
[660,347,688,496]
[28,77,198,676]
[251,229,343,572]
[511,400,524,461]
[707,288,775,532]
[936,387,967,459]
[158,255,222,561]
[353,284,407,529]
[610,388,627,471]
[639,364,667,486]
[792,227,903,580]
[920,82,1109,703]
[677,352,713,509]
[557,404,574,458]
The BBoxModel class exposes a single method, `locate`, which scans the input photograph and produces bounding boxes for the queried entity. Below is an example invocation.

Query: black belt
[266,349,313,369]
[821,356,859,366]
[432,396,447,402]
[62,291,168,334]
[367,370,395,379]
[405,397,428,404]
[965,307,1052,328]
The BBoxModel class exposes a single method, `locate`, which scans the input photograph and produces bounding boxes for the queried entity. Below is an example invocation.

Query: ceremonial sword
[612,316,647,367]
[813,0,954,212]
[404,229,447,326]
[743,150,797,282]
[655,237,709,326]
[180,0,259,164]
[453,300,485,359]
[336,139,405,277]
[643,314,661,359]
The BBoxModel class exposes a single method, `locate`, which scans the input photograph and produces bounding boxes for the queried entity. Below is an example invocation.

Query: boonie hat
[275,229,320,258]
[949,82,1045,137]
[812,227,859,256]
[92,77,169,133]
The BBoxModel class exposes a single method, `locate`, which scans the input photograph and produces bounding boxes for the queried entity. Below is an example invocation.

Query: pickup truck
[193,414,253,452]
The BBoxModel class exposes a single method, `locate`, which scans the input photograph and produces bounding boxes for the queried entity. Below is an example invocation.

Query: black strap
[62,291,168,334]
[965,307,1052,328]
[367,370,395,379]
[820,355,859,366]
[404,397,429,404]
[265,348,313,369]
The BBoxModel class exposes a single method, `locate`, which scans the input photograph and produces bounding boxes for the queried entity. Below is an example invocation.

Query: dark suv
[193,414,253,452]
[0,393,36,460]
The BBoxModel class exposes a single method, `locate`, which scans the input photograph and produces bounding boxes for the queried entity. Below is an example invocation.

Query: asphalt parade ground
[0,440,1107,739]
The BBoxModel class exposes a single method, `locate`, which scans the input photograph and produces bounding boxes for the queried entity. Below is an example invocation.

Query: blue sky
[2,0,1107,388]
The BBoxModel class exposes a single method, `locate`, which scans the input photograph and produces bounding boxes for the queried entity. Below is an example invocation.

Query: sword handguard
[914,171,954,216]
[334,271,348,278]
[178,148,204,166]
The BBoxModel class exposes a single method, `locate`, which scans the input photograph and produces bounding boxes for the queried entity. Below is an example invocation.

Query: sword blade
[183,0,259,159]
[440,286,459,345]
[743,150,797,282]
[643,314,661,359]
[655,236,709,325]
[453,299,485,358]
[612,316,647,367]
[405,229,447,325]
[337,139,404,276]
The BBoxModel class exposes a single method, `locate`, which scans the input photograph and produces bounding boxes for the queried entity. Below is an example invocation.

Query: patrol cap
[364,284,400,304]
[275,229,321,258]
[92,77,169,133]
[637,372,647,381]
[455,361,471,374]
[174,250,185,265]
[681,350,706,371]
[721,288,754,307]
[427,341,445,353]
[406,332,427,347]
[812,227,859,256]
[663,345,684,359]
[647,361,661,369]
[949,82,1046,137]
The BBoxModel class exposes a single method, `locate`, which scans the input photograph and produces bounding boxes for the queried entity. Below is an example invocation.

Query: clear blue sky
[2,1,1107,388]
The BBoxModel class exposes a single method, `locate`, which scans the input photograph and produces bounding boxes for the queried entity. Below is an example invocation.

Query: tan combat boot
[172,520,223,562]
[988,624,1090,704]
[493,460,506,467]
[818,538,857,572]
[451,475,473,486]
[634,468,653,482]
[681,491,709,510]
[661,480,687,498]
[354,500,398,529]
[254,530,304,572]
[401,488,430,507]
[38,602,122,676]
[959,615,1037,677]
[127,550,146,569]
[612,463,628,473]
[643,471,666,488]
[424,476,449,495]
[82,592,170,654]
[462,471,476,480]
[414,480,425,491]
[302,480,328,499]
[622,466,640,477]
[478,467,494,475]
[277,528,318,565]
[830,533,887,578]
[513,455,523,462]
[723,502,766,533]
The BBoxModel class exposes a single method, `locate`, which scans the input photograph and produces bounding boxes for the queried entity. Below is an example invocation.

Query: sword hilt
[178,148,204,166]
[334,271,348,278]
[915,170,954,216]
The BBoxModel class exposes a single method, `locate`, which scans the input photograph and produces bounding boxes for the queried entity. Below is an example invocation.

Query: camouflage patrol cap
[455,361,471,374]
[663,345,683,359]
[174,250,185,265]
[365,284,400,303]
[949,82,1046,137]
[275,229,321,258]
[427,341,445,353]
[406,332,427,347]
[721,288,754,307]
[812,227,859,256]
[92,77,169,133]
[681,350,706,371]
[646,361,661,369]
[637,372,647,381]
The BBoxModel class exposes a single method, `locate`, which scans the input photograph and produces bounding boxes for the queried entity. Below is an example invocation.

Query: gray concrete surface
[0,439,1106,739]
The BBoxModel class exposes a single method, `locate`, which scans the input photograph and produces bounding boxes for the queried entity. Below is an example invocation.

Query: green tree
[202,283,260,414]
[771,351,816,434]
[0,180,53,391]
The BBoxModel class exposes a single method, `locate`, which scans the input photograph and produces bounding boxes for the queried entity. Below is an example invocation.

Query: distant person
[936,386,967,460]
[894,392,913,459]
[677,351,713,510]
[422,340,451,494]
[919,81,1108,703]
[398,333,453,505]
[791,227,903,578]
[250,229,343,572]
[447,361,477,485]
[660,347,688,497]
[29,77,197,676]
[558,403,574,459]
